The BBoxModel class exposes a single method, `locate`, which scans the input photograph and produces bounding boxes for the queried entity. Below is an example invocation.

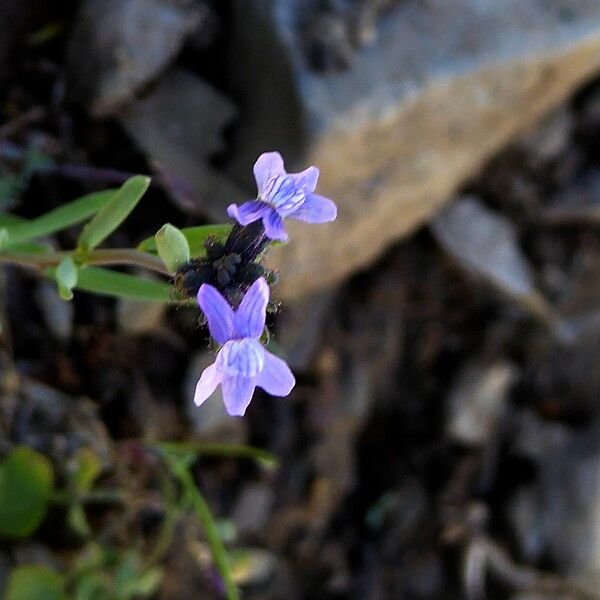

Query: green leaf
[78,176,150,250]
[75,574,111,600]
[6,566,65,600]
[0,446,54,539]
[0,228,8,249]
[71,447,103,493]
[68,502,91,537]
[155,224,190,272]
[6,241,52,254]
[45,266,172,302]
[0,214,26,227]
[138,224,232,258]
[56,256,79,300]
[2,189,117,247]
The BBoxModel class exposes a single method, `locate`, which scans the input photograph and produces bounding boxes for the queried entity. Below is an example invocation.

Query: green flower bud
[155,224,190,273]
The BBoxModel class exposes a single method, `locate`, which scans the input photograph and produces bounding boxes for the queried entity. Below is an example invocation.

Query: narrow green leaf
[138,224,232,258]
[0,228,8,249]
[45,266,171,302]
[155,224,190,272]
[78,176,150,250]
[0,446,54,539]
[6,241,52,254]
[3,189,117,246]
[56,256,79,300]
[0,214,26,227]
[154,442,279,470]
[6,565,65,600]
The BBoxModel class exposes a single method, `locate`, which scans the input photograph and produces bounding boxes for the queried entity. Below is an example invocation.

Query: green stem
[143,472,178,570]
[154,442,278,470]
[0,248,170,276]
[173,464,240,600]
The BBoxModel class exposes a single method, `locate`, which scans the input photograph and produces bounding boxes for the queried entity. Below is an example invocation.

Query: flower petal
[288,166,319,193]
[290,193,337,223]
[227,200,269,226]
[262,209,288,241]
[221,374,256,416]
[234,277,269,339]
[253,152,285,198]
[197,284,234,344]
[194,363,223,406]
[256,350,295,396]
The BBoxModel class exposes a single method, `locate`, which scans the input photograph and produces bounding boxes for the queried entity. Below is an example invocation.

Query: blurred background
[3,1,600,598]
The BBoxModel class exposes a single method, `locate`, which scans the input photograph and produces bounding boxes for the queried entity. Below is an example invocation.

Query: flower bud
[155,224,190,273]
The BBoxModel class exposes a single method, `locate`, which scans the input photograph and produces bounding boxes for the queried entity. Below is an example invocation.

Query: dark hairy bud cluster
[174,221,278,306]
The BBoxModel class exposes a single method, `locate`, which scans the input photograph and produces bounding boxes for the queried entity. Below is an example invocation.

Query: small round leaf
[0,446,54,538]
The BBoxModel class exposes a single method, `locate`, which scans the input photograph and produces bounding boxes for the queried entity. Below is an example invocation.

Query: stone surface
[228,0,600,298]
[510,411,600,576]
[67,0,201,115]
[119,69,243,215]
[447,360,516,447]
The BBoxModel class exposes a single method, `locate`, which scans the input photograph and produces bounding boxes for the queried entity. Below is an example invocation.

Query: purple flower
[227,151,337,241]
[194,277,295,416]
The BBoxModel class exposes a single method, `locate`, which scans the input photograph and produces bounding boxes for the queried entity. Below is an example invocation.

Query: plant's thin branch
[0,248,170,276]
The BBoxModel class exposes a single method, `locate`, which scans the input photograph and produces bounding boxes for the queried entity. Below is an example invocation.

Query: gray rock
[227,0,600,298]
[117,297,165,333]
[119,69,243,215]
[232,482,274,536]
[67,0,202,115]
[447,360,516,447]
[432,196,567,335]
[510,411,600,576]
[276,289,335,370]
[35,280,74,340]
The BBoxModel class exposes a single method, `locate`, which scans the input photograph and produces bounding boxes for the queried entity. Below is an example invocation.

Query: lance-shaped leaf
[78,176,150,250]
[55,256,79,300]
[138,224,232,257]
[155,223,190,272]
[46,266,172,302]
[3,189,117,246]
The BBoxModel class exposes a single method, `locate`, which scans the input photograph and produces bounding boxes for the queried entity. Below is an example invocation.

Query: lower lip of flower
[216,339,265,377]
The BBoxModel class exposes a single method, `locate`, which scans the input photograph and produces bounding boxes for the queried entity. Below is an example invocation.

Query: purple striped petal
[234,277,269,339]
[216,339,265,377]
[256,350,295,396]
[290,193,337,223]
[288,166,319,193]
[197,284,234,344]
[227,200,269,226]
[194,363,223,406]
[253,152,285,198]
[262,209,288,241]
[221,374,256,416]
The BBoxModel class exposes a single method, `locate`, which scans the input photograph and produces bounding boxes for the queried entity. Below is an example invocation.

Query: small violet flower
[194,277,295,416]
[227,151,337,241]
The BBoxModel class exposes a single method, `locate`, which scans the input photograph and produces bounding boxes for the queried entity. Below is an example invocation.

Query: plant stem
[173,464,240,600]
[0,248,170,276]
[154,441,278,470]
